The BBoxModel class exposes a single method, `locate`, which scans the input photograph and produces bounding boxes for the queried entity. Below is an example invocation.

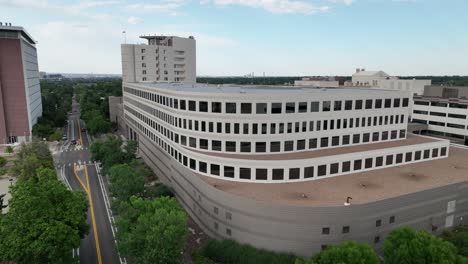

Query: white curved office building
[123,83,451,182]
[123,82,468,256]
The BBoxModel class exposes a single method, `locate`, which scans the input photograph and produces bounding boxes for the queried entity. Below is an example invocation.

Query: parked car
[62,135,67,140]
[70,139,77,145]
[81,128,86,132]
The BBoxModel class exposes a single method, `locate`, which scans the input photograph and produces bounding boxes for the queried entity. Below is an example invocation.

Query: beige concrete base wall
[134,125,468,257]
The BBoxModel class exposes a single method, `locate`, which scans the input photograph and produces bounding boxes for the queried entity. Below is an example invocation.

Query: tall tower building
[121,35,196,83]
[0,23,42,145]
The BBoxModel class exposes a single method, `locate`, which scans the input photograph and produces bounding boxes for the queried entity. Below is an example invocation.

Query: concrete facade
[351,69,431,96]
[412,86,468,143]
[0,24,42,145]
[134,123,468,257]
[121,35,196,83]
[108,96,126,135]
[424,85,468,99]
[122,81,468,257]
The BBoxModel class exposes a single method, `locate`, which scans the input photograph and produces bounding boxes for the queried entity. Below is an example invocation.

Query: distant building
[351,68,431,95]
[39,71,46,79]
[411,85,468,144]
[45,73,64,80]
[121,35,196,83]
[0,23,42,145]
[108,96,125,135]
[294,77,340,87]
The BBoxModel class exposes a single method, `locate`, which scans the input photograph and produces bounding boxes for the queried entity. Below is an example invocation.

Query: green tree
[90,137,136,174]
[32,120,55,139]
[116,196,188,264]
[87,115,111,135]
[200,239,297,264]
[109,164,145,202]
[384,227,457,264]
[124,140,138,161]
[9,141,54,180]
[0,156,6,167]
[306,241,379,264]
[5,146,13,154]
[442,226,468,257]
[0,168,88,264]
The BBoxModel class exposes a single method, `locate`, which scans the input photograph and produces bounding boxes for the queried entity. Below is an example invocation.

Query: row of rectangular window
[125,98,406,138]
[126,114,447,183]
[173,114,405,135]
[125,87,409,114]
[177,130,406,153]
[321,216,395,236]
[413,110,467,119]
[416,120,468,130]
[414,100,468,109]
[126,103,406,153]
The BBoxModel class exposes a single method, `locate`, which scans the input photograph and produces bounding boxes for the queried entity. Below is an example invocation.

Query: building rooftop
[198,144,468,207]
[352,70,389,77]
[0,24,36,45]
[189,134,438,161]
[126,82,408,96]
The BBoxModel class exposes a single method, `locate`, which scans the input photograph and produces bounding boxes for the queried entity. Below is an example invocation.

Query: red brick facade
[0,38,29,144]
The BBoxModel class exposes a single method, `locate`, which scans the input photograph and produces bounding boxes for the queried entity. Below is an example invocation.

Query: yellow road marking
[77,118,84,146]
[73,165,89,194]
[85,165,103,264]
[73,164,103,264]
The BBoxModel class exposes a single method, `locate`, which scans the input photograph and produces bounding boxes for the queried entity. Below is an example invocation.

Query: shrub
[0,156,6,167]
[5,146,13,154]
[384,226,457,264]
[192,251,215,264]
[307,241,379,264]
[48,130,63,141]
[442,226,468,257]
[146,184,174,198]
[201,240,298,264]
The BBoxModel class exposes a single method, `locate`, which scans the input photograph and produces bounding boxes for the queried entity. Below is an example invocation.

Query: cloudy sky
[1,0,467,76]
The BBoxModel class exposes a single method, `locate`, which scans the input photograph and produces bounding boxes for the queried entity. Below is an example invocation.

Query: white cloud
[205,0,329,15]
[0,0,120,15]
[127,16,143,25]
[125,2,184,13]
[328,0,354,6]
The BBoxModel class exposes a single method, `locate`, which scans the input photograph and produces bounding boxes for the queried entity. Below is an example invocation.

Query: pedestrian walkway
[0,176,15,213]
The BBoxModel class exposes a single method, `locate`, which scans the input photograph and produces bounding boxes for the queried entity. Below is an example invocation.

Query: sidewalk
[0,175,14,213]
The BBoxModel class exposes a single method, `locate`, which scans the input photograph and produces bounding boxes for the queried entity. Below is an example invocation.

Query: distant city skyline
[1,0,467,76]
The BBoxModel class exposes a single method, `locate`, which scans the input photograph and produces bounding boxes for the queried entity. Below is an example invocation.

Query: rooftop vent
[344,196,352,206]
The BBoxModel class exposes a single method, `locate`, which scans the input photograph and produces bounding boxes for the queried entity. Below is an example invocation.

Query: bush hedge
[201,240,299,264]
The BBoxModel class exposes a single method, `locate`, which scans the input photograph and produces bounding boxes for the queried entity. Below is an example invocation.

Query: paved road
[54,98,123,264]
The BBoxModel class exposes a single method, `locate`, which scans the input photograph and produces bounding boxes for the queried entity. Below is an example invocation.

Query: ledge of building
[198,145,468,207]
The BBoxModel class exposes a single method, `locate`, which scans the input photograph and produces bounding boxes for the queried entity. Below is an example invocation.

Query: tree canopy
[305,241,379,264]
[109,163,146,203]
[0,168,88,264]
[442,226,468,258]
[116,196,188,264]
[9,141,54,179]
[384,227,458,264]
[90,136,138,174]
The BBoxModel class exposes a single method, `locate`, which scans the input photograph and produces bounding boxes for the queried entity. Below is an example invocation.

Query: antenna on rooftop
[122,30,127,44]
